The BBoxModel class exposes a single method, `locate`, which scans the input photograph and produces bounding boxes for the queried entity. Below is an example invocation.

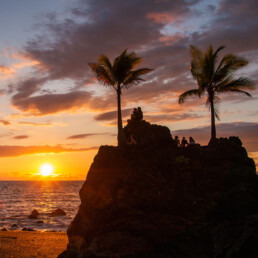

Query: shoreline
[0,229,67,233]
[0,231,67,257]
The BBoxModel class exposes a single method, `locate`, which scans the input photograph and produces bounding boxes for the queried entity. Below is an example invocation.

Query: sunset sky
[0,0,257,180]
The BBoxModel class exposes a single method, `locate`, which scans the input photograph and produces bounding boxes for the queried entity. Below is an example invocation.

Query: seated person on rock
[181,137,188,147]
[189,137,195,145]
[175,136,180,147]
[131,107,143,121]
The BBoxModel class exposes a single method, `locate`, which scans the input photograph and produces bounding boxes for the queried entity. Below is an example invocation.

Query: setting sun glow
[39,163,54,177]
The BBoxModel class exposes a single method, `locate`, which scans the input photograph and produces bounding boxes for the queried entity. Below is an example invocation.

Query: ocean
[0,181,83,232]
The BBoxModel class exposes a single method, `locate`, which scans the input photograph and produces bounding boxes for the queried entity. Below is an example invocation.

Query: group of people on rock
[174,136,195,147]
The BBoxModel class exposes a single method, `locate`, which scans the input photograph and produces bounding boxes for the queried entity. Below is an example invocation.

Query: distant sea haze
[0,181,83,231]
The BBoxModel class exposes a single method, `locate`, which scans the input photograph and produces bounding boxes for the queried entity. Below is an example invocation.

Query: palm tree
[89,49,152,146]
[179,45,254,143]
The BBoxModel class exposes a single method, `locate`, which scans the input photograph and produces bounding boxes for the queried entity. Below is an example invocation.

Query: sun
[39,163,54,177]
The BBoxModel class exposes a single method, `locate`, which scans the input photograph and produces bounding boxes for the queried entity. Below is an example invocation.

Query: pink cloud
[159,33,186,46]
[146,12,177,24]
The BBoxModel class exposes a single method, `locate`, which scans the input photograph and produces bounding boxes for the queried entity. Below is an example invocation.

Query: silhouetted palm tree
[89,49,152,146]
[179,45,254,143]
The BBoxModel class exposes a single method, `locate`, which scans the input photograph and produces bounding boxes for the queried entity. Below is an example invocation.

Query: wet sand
[0,231,67,258]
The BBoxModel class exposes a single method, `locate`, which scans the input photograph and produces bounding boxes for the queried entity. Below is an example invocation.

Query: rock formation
[50,208,66,217]
[28,209,39,219]
[60,112,258,257]
[123,107,173,147]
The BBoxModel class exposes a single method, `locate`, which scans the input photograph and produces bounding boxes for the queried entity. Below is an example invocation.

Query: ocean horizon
[0,180,83,232]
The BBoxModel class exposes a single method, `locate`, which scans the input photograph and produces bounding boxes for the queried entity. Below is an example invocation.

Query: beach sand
[0,231,67,258]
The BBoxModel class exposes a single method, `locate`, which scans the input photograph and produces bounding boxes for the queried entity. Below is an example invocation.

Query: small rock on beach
[28,209,40,219]
[10,224,19,230]
[22,227,36,231]
[50,209,66,217]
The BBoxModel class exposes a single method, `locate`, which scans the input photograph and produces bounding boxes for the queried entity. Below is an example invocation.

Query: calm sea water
[0,181,83,232]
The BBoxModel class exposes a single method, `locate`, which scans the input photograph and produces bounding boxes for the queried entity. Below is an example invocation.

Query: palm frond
[203,46,214,81]
[217,77,255,93]
[190,45,204,82]
[214,55,248,83]
[219,88,252,97]
[89,62,115,87]
[127,51,142,68]
[190,45,203,64]
[213,46,225,58]
[90,49,151,91]
[122,68,153,88]
[98,55,113,72]
[211,45,225,78]
[178,88,203,104]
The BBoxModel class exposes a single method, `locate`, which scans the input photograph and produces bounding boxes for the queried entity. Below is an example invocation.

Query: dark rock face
[123,110,173,147]
[50,208,66,217]
[28,209,39,219]
[60,133,258,257]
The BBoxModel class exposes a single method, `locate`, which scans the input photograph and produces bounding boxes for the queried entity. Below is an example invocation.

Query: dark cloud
[190,0,258,54]
[94,108,132,121]
[10,0,199,115]
[13,135,29,139]
[12,91,92,115]
[9,0,257,117]
[172,122,258,152]
[145,113,203,123]
[0,145,98,158]
[11,77,47,101]
[67,133,108,139]
[0,120,10,126]
[94,107,204,126]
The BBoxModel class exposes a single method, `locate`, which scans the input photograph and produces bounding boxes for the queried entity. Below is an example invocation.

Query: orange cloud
[0,65,15,79]
[0,120,10,126]
[0,145,98,158]
[13,135,29,139]
[18,121,53,126]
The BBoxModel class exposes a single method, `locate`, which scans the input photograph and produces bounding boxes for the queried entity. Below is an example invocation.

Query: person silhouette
[181,137,188,147]
[189,137,195,145]
[175,136,180,147]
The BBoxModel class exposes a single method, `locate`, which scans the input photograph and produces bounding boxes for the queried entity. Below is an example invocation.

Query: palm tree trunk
[117,85,124,146]
[210,94,216,142]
